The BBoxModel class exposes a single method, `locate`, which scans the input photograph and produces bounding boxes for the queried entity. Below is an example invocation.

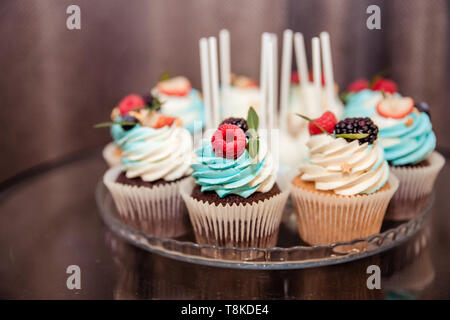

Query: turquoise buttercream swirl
[379,112,436,165]
[191,142,275,198]
[344,90,436,165]
[344,89,383,118]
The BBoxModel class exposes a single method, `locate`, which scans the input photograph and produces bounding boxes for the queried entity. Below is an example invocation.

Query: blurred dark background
[0,0,449,182]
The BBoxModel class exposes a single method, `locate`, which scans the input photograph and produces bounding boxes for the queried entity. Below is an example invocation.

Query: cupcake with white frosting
[100,93,194,237]
[290,111,398,245]
[180,108,290,248]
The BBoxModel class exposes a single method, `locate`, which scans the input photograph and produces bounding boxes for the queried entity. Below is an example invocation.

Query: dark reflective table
[0,147,449,299]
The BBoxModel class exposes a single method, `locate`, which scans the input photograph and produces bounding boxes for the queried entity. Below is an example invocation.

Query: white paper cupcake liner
[103,167,190,238]
[102,142,122,167]
[385,151,445,221]
[180,178,290,248]
[291,175,399,246]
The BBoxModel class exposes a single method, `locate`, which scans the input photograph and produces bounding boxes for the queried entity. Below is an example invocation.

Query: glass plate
[95,180,432,270]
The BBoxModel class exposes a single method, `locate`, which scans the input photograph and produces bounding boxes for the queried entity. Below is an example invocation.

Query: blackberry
[121,114,138,131]
[414,102,430,117]
[143,93,154,108]
[333,117,378,144]
[220,117,248,133]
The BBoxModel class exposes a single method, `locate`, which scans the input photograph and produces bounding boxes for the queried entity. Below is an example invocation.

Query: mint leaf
[334,133,369,139]
[93,121,136,128]
[247,106,259,131]
[158,71,171,82]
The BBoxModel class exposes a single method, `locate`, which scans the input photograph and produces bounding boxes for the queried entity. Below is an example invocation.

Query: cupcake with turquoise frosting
[180,108,290,248]
[344,81,444,220]
[291,111,399,245]
[152,76,204,133]
[100,93,194,237]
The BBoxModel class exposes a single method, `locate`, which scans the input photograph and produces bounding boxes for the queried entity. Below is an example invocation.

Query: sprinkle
[405,117,414,127]
[341,162,353,174]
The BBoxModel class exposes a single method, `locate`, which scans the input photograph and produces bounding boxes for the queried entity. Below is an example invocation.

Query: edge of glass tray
[95,179,432,270]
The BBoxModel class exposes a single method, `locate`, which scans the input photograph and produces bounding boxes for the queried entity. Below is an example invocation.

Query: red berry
[117,94,145,116]
[372,78,398,94]
[291,71,299,84]
[308,111,337,136]
[347,79,369,92]
[153,115,182,129]
[211,124,247,159]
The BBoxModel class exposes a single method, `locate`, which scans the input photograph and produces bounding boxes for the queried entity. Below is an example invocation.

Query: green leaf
[148,96,162,111]
[246,128,259,160]
[158,71,171,82]
[295,113,330,136]
[334,133,369,139]
[93,121,136,128]
[246,106,259,131]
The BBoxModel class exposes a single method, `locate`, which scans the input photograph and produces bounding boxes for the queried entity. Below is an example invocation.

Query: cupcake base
[386,151,444,221]
[291,175,399,246]
[104,167,190,238]
[180,178,290,249]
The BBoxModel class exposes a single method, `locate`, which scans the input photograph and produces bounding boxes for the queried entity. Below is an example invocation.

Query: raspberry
[334,117,378,144]
[347,79,369,92]
[117,94,145,116]
[220,117,248,133]
[308,111,337,136]
[372,78,398,94]
[211,124,247,159]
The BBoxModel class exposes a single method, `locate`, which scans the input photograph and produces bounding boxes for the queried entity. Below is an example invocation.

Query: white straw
[271,33,278,128]
[259,33,270,130]
[320,31,334,111]
[199,38,212,130]
[312,37,322,113]
[219,29,231,88]
[279,29,293,130]
[294,32,309,88]
[267,36,275,136]
[208,36,220,127]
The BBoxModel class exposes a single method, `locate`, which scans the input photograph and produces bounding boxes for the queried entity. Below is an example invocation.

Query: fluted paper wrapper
[291,175,399,246]
[385,151,444,221]
[103,167,190,238]
[103,142,122,167]
[180,178,290,249]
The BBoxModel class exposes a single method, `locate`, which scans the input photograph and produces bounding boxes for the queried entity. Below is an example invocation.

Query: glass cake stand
[96,180,432,270]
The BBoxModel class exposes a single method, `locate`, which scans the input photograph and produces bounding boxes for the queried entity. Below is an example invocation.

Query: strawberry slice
[376,96,414,119]
[153,115,182,129]
[156,76,191,96]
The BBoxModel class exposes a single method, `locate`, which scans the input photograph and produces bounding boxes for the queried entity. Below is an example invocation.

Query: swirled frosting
[372,111,436,165]
[152,88,205,133]
[344,90,436,165]
[191,139,276,198]
[300,134,389,196]
[112,123,193,181]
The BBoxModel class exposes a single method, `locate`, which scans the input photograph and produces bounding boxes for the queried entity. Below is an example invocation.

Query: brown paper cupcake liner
[180,178,290,249]
[385,151,444,221]
[103,167,190,238]
[291,175,399,246]
[102,142,122,167]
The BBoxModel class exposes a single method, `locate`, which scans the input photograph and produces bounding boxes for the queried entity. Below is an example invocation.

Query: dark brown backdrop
[0,0,448,182]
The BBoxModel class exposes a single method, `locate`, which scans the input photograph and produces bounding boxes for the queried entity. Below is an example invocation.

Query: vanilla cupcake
[99,94,194,237]
[180,108,289,248]
[291,112,398,245]
[345,87,445,220]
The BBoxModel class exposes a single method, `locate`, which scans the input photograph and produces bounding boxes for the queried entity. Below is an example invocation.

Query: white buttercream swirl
[117,124,194,182]
[300,134,389,196]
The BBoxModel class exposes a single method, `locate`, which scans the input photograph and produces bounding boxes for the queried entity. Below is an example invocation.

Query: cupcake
[98,93,194,237]
[344,80,445,220]
[180,108,290,248]
[151,75,204,133]
[291,111,398,245]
